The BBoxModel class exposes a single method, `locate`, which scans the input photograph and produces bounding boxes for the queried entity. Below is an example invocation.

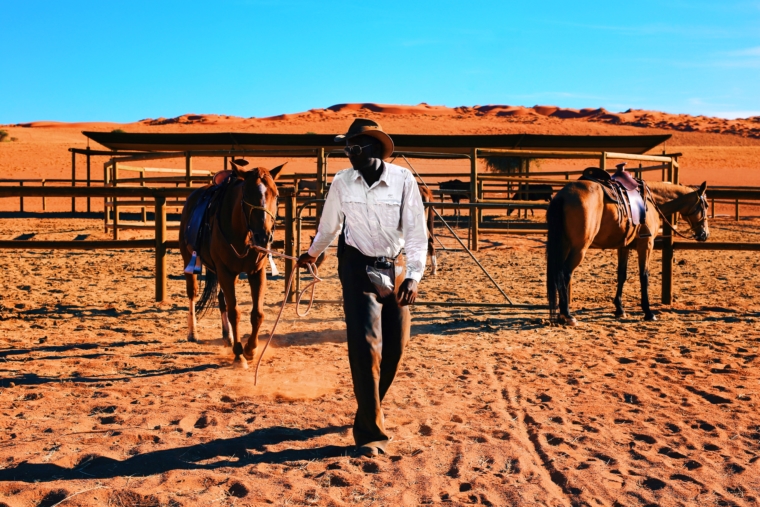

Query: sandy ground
[0,214,759,506]
[1,105,760,506]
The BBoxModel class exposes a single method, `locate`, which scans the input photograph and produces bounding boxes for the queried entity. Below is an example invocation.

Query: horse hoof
[644,314,658,321]
[615,312,627,319]
[187,334,198,343]
[559,315,578,326]
[233,356,249,369]
[222,337,232,348]
[243,350,255,361]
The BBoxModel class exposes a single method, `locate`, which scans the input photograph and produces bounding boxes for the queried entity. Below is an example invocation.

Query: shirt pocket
[341,196,366,222]
[377,199,402,229]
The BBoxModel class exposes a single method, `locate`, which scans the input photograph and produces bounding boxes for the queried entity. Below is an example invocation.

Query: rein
[250,245,321,386]
[223,196,278,259]
[648,188,708,240]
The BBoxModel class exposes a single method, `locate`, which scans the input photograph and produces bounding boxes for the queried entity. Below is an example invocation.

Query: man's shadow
[0,425,352,483]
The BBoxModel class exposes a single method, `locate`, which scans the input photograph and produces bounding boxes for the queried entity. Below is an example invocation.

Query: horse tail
[546,193,566,323]
[195,266,218,319]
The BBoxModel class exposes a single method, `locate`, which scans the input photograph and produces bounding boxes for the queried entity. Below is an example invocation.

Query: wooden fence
[3,173,760,307]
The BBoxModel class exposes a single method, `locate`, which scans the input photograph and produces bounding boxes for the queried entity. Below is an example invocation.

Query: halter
[651,188,708,240]
[224,185,278,259]
[242,199,278,222]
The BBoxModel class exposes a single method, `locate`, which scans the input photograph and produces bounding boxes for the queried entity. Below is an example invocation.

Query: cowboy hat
[334,118,394,160]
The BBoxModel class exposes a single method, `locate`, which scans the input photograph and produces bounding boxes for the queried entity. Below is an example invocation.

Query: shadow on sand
[0,425,352,483]
[0,364,221,388]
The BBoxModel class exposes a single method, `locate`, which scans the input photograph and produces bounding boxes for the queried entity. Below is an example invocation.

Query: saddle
[580,164,651,238]
[184,171,238,273]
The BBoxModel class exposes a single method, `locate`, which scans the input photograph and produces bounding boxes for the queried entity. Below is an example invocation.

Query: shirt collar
[351,162,390,187]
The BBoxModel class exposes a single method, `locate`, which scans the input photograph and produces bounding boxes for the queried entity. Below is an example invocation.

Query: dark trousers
[338,245,411,451]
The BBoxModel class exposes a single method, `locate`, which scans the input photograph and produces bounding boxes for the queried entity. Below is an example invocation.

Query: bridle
[651,188,708,240]
[225,182,279,259]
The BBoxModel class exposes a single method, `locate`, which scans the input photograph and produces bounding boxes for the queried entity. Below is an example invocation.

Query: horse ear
[698,181,707,196]
[269,162,288,181]
[230,159,249,178]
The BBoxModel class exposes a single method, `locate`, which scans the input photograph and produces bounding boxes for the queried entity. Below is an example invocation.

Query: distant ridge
[9,103,760,139]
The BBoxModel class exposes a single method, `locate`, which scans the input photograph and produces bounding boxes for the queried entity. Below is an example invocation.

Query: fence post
[736,200,740,221]
[185,153,192,187]
[661,159,675,304]
[104,160,110,233]
[140,169,147,222]
[41,180,46,211]
[86,147,91,213]
[283,187,297,302]
[477,180,484,226]
[470,148,479,251]
[19,181,24,212]
[155,195,167,302]
[71,150,76,212]
[113,162,120,240]
[711,198,715,219]
[316,148,325,225]
[523,158,531,218]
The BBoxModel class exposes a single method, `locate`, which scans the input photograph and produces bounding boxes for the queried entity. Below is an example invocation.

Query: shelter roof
[82,131,671,156]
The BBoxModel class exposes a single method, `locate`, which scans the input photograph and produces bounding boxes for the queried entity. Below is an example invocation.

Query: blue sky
[1,0,759,123]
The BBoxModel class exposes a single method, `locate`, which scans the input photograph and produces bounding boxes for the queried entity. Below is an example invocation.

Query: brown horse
[179,161,285,368]
[546,178,709,325]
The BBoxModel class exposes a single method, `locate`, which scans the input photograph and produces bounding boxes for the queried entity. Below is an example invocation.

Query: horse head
[680,182,709,242]
[231,160,286,247]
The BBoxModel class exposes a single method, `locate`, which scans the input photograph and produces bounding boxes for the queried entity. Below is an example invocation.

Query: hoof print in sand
[194,414,217,429]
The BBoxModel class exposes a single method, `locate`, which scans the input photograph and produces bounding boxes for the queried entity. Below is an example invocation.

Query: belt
[344,245,399,269]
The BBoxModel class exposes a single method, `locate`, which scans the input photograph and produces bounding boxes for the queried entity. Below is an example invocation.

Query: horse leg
[559,249,586,326]
[637,240,657,321]
[217,268,247,368]
[614,248,630,318]
[218,290,231,348]
[184,273,199,342]
[428,237,437,275]
[243,267,267,361]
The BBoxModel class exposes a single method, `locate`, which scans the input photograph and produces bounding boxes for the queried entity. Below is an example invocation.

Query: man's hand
[297,252,318,267]
[397,279,418,306]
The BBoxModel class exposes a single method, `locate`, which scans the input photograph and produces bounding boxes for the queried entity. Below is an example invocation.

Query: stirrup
[268,253,279,276]
[184,251,202,274]
[638,225,652,238]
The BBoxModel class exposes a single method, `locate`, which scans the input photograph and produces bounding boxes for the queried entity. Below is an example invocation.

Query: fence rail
[4,171,760,307]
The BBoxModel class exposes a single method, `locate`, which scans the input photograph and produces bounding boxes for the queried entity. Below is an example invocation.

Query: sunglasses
[343,143,375,157]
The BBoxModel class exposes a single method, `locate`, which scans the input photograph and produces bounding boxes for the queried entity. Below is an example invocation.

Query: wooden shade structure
[82,131,671,156]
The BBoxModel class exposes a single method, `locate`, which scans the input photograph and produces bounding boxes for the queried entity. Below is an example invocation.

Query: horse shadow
[0,339,161,359]
[0,364,221,388]
[0,424,352,483]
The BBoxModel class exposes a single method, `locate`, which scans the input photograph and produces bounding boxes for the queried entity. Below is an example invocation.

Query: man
[297,118,428,457]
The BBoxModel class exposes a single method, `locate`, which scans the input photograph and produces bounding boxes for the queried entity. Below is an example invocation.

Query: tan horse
[179,161,284,368]
[546,178,709,325]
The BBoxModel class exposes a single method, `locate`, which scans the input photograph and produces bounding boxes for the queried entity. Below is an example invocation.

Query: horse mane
[646,181,697,205]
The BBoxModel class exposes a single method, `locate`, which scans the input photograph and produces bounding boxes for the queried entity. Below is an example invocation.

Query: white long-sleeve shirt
[307,163,428,282]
